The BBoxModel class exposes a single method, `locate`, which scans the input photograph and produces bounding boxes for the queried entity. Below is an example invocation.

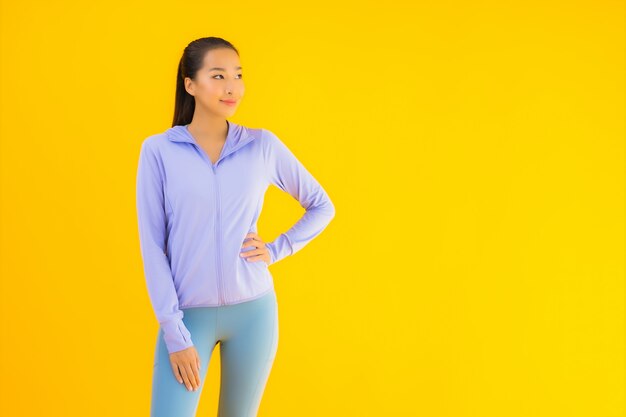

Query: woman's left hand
[240,232,271,266]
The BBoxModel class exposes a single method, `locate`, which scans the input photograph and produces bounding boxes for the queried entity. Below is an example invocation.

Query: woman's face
[184,47,244,116]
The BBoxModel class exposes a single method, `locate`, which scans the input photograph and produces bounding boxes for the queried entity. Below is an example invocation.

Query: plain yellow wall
[0,1,623,416]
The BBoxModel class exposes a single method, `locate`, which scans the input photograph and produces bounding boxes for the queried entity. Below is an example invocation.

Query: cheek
[195,86,222,105]
[197,80,220,96]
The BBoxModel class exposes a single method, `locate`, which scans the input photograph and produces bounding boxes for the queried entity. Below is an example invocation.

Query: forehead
[201,48,242,71]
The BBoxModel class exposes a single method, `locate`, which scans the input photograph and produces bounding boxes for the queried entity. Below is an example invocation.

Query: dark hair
[172,37,239,127]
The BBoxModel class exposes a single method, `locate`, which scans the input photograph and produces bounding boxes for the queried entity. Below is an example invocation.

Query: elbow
[305,190,336,220]
[305,199,335,221]
[324,199,336,221]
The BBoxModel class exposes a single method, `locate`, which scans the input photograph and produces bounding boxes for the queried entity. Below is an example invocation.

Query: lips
[221,100,237,104]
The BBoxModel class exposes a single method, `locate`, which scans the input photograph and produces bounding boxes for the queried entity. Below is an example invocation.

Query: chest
[162,140,269,213]
[196,141,224,165]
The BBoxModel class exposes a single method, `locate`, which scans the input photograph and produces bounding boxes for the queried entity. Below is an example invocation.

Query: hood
[165,120,256,164]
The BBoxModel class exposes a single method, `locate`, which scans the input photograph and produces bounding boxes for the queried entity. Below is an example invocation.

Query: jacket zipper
[192,142,226,306]
[212,164,225,306]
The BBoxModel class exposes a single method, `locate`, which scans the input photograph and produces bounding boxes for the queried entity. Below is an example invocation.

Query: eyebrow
[207,67,242,71]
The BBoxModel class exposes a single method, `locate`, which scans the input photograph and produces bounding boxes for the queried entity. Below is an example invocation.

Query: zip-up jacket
[136,120,335,354]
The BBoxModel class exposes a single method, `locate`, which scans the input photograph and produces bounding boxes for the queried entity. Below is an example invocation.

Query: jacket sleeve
[262,129,336,266]
[136,139,194,354]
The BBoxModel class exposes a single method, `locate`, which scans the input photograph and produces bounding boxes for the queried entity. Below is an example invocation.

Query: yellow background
[1,1,623,416]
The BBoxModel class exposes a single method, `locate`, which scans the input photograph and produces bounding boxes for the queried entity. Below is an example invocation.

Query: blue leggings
[150,288,279,417]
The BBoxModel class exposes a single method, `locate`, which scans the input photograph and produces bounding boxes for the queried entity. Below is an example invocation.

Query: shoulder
[136,133,171,168]
[251,126,287,150]
[237,124,286,155]
[137,133,173,162]
[236,123,277,143]
[140,133,168,151]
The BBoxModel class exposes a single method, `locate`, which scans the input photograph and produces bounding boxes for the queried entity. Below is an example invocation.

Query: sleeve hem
[161,319,194,354]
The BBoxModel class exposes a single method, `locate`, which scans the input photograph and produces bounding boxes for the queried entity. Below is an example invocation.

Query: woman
[136,37,336,417]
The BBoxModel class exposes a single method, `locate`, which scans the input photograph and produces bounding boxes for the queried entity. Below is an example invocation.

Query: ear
[184,77,195,96]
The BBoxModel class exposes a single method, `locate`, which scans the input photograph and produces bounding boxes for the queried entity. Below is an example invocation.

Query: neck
[187,111,228,143]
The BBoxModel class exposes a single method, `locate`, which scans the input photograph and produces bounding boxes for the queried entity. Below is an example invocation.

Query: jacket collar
[165,120,256,163]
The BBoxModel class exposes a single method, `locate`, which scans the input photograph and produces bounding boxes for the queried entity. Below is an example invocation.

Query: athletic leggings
[150,288,279,417]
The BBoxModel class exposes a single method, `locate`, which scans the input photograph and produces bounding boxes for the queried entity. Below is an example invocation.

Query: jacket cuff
[161,319,194,354]
[266,233,293,266]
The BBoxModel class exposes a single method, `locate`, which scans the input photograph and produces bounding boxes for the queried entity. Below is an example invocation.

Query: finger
[197,355,201,373]
[244,236,264,246]
[241,248,263,258]
[248,233,265,244]
[241,240,254,249]
[245,254,265,262]
[242,251,261,259]
[192,361,201,388]
[241,238,259,249]
[171,362,183,384]
[179,366,193,391]
[184,362,199,390]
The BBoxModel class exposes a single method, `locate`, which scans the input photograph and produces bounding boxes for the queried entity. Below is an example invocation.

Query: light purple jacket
[136,120,335,354]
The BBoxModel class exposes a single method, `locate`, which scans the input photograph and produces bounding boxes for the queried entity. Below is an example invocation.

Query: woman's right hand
[169,346,201,391]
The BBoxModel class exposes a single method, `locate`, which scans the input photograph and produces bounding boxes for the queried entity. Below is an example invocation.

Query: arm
[262,129,336,265]
[136,139,194,354]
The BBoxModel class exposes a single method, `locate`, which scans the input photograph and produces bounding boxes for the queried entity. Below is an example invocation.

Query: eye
[212,74,243,79]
